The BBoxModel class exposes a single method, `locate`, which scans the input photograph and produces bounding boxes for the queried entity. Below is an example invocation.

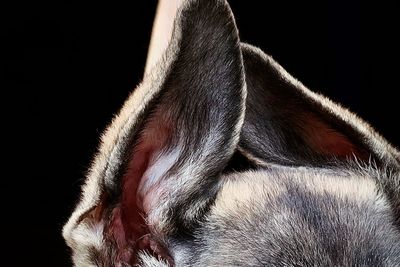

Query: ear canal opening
[104,204,173,265]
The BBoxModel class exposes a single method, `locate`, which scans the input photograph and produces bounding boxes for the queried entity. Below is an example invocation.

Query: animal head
[63,0,400,266]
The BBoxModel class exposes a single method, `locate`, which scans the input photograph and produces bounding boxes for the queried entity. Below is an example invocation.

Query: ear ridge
[239,43,400,168]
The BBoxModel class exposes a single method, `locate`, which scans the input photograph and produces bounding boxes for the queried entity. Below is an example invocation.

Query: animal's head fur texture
[63,0,400,266]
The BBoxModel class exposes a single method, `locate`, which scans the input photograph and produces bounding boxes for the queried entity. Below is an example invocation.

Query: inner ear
[97,107,177,264]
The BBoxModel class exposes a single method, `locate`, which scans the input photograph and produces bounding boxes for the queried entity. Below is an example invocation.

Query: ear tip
[176,0,239,38]
[165,0,243,82]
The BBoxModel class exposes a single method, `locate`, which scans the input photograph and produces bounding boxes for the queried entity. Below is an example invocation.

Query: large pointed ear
[239,43,400,168]
[63,0,244,265]
[239,43,400,226]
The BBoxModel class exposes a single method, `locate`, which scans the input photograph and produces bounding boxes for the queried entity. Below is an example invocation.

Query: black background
[2,0,399,266]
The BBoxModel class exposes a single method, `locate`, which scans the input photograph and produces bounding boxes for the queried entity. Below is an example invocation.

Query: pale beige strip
[145,0,185,75]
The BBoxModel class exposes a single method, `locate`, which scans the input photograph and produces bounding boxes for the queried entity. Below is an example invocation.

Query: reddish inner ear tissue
[104,146,172,265]
[104,116,175,265]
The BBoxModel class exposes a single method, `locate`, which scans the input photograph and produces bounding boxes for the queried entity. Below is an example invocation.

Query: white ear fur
[138,148,181,211]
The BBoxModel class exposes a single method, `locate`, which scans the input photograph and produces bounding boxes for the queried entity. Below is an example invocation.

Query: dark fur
[63,0,400,266]
[173,166,400,266]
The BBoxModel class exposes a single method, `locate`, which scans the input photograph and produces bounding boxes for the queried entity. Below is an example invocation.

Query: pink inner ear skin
[105,148,151,265]
[301,114,367,160]
[106,145,160,265]
[105,120,174,265]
